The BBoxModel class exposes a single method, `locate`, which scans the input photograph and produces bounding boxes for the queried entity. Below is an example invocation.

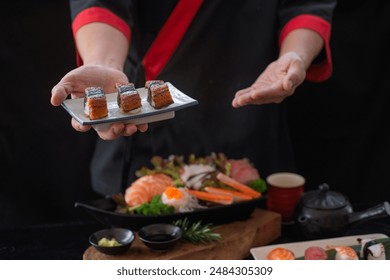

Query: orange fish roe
[164,187,183,200]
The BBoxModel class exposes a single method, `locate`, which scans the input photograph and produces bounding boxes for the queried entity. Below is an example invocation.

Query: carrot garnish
[204,186,252,202]
[216,172,261,198]
[186,188,234,205]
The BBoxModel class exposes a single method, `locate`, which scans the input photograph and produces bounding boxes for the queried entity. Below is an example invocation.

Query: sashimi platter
[75,153,266,230]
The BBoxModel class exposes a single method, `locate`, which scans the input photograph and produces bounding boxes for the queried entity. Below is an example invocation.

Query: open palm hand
[232,52,306,107]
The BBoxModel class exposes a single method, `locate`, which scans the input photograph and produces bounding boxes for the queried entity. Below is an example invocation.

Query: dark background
[1,0,389,228]
[288,0,390,208]
[0,1,99,227]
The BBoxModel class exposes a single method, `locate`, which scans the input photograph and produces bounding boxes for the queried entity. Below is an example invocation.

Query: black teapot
[295,183,390,239]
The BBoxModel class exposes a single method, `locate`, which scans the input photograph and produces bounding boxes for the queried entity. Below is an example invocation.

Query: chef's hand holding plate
[51,64,148,139]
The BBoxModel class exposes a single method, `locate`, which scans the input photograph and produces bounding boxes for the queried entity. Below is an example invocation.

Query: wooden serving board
[83,208,281,260]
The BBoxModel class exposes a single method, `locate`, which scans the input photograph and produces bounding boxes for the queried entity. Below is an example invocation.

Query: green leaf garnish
[248,178,267,193]
[173,218,222,244]
[128,195,174,215]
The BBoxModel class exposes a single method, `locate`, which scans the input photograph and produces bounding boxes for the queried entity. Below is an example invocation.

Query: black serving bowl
[89,228,135,255]
[75,196,265,230]
[138,224,183,251]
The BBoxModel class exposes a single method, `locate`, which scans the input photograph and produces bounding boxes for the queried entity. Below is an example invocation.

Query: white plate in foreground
[250,233,388,260]
[61,82,198,130]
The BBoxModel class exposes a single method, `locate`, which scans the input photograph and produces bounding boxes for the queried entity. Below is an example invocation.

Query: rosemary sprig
[173,218,222,244]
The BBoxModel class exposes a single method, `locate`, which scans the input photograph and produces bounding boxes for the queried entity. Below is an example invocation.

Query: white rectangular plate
[250,233,388,260]
[61,82,198,128]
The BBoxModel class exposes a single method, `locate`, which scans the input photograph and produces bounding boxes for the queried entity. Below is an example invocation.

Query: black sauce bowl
[89,227,135,255]
[138,224,183,251]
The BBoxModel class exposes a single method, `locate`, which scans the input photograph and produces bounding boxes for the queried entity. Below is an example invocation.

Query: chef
[51,0,337,195]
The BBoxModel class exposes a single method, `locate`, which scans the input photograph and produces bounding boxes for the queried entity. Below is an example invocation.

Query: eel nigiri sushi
[84,87,108,120]
[146,81,174,109]
[116,82,142,113]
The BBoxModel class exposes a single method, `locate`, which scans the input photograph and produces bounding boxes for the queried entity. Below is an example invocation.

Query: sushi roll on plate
[84,87,108,120]
[116,83,142,114]
[145,80,174,109]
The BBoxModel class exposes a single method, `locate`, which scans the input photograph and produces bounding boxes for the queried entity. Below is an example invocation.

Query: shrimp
[204,186,252,202]
[327,246,359,260]
[216,172,261,198]
[124,173,173,206]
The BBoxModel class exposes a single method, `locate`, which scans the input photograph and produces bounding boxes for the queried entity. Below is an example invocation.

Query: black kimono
[70,0,337,195]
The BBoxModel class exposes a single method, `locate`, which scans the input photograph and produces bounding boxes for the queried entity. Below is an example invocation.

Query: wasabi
[98,237,122,247]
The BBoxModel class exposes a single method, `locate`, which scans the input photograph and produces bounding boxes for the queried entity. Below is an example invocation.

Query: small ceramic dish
[138,224,183,251]
[89,227,134,255]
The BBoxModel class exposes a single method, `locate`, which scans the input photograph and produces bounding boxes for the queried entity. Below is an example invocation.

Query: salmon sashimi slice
[266,247,296,260]
[125,173,173,206]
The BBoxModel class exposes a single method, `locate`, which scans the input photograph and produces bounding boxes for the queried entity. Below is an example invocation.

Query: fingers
[282,79,294,92]
[233,56,307,108]
[283,59,306,92]
[232,83,283,107]
[93,123,126,140]
[232,87,253,107]
[51,76,82,106]
[91,122,148,140]
[122,124,138,137]
[137,123,149,133]
[51,84,70,106]
[71,118,91,132]
[122,123,148,136]
[71,118,136,139]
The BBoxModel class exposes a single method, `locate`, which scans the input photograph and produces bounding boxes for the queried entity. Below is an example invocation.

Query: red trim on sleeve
[280,14,332,82]
[72,7,131,66]
[142,0,203,80]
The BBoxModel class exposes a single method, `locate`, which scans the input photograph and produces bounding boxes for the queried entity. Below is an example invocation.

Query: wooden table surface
[83,208,282,260]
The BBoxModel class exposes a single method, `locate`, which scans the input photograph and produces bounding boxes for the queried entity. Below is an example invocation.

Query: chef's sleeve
[69,0,134,66]
[278,0,337,82]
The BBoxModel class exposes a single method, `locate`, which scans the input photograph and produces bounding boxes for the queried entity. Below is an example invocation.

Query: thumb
[283,78,294,91]
[51,83,71,106]
[282,61,305,92]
